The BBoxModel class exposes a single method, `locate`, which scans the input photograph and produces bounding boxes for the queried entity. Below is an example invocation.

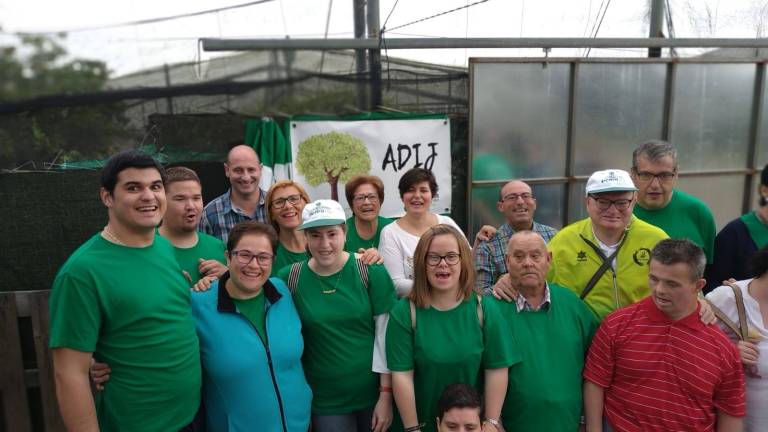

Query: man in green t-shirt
[160,166,226,285]
[630,140,716,263]
[49,151,201,432]
[492,230,597,432]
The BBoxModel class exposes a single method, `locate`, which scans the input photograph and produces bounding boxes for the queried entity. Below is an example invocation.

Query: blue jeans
[603,416,615,432]
[312,408,373,432]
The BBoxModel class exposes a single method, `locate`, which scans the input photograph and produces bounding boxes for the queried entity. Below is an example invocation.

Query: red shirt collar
[640,297,705,331]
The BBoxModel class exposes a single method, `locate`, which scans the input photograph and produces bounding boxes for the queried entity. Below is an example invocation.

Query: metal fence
[468,57,767,236]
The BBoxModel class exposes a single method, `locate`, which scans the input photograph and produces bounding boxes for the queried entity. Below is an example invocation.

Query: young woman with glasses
[386,224,520,432]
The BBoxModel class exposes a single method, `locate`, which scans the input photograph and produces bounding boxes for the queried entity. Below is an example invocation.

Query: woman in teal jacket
[191,221,311,431]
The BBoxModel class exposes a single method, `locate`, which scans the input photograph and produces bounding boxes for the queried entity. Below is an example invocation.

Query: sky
[0,0,766,77]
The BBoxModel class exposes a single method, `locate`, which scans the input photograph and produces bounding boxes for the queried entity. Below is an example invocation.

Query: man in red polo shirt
[583,239,746,432]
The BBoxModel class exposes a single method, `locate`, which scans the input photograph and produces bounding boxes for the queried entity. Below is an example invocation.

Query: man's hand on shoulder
[198,258,227,278]
[192,275,217,292]
[491,274,518,302]
[474,225,497,245]
[357,248,384,265]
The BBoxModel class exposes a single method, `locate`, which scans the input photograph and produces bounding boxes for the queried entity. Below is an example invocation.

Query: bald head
[506,230,547,256]
[497,180,536,231]
[227,145,260,165]
[506,230,551,293]
[225,145,262,197]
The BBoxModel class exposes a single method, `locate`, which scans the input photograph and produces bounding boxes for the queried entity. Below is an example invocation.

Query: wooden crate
[0,291,64,432]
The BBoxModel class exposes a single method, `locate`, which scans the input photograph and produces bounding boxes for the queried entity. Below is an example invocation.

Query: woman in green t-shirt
[265,180,311,274]
[343,175,393,252]
[386,224,520,432]
[276,199,397,432]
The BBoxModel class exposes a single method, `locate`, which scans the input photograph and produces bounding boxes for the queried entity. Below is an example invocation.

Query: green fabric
[741,211,768,249]
[272,243,309,276]
[633,189,716,263]
[245,118,292,166]
[386,296,521,432]
[492,285,597,432]
[344,216,393,252]
[173,232,226,285]
[49,234,201,432]
[232,290,268,343]
[277,256,396,414]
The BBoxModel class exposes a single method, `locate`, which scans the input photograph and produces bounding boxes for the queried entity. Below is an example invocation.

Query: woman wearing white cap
[276,199,397,432]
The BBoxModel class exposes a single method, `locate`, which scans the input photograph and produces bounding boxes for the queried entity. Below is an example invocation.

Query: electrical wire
[585,0,612,58]
[384,0,491,33]
[5,0,276,35]
[382,0,401,31]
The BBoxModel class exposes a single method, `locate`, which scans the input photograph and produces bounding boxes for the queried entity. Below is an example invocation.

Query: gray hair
[651,239,705,281]
[632,140,678,170]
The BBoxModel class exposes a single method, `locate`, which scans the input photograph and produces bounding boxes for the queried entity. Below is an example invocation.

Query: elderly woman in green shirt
[386,224,520,432]
[344,175,393,252]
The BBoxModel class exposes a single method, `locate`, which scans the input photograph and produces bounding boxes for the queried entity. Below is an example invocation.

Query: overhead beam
[201,37,768,51]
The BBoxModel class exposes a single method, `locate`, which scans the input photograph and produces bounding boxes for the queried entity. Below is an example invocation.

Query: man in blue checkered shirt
[475,180,558,295]
[199,145,267,243]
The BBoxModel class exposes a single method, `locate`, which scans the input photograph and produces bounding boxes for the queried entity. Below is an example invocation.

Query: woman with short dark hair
[379,168,467,297]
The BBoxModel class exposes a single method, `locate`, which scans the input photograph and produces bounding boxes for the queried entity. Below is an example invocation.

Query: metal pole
[367,0,382,110]
[353,0,367,110]
[648,0,665,57]
[163,64,174,114]
[201,37,768,51]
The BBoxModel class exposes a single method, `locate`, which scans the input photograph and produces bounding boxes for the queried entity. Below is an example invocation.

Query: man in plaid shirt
[199,145,267,243]
[475,180,558,295]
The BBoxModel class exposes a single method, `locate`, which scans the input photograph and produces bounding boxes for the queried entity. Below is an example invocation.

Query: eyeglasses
[271,194,303,209]
[230,250,274,266]
[633,171,676,183]
[426,253,461,266]
[353,193,379,204]
[589,195,633,211]
[501,192,533,202]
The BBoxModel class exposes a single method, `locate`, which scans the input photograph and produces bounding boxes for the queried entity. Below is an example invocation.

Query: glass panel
[671,64,756,170]
[750,174,762,213]
[470,183,564,239]
[758,70,768,168]
[567,181,588,225]
[471,63,570,180]
[676,175,744,230]
[574,63,666,175]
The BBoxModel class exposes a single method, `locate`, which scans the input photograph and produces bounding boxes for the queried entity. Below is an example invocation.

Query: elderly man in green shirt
[491,230,597,432]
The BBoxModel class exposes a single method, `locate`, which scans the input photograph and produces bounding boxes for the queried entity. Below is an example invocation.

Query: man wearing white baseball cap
[545,169,668,321]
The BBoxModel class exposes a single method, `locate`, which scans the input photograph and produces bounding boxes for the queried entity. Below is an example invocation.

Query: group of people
[47,139,768,432]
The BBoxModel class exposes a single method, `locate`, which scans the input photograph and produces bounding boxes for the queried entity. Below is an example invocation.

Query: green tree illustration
[296,131,371,201]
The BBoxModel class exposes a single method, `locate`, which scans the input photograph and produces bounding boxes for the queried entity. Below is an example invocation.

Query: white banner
[290,118,452,218]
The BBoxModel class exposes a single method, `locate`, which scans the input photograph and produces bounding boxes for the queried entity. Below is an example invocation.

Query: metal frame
[202,37,768,51]
[468,57,768,230]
